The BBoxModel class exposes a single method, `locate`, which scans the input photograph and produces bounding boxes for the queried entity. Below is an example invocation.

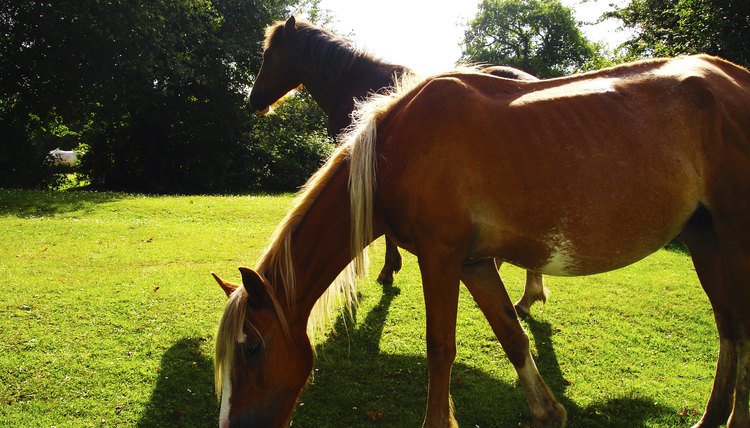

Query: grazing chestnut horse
[214,54,750,427]
[249,16,547,316]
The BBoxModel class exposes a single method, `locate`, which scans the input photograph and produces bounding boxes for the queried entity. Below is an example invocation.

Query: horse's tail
[344,71,426,278]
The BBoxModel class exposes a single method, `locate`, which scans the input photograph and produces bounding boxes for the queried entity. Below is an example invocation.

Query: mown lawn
[0,189,717,427]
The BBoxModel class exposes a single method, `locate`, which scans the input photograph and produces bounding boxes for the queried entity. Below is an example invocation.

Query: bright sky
[315,0,631,75]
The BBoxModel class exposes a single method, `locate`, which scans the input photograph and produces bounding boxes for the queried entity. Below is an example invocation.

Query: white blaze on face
[219,368,232,428]
[219,331,247,428]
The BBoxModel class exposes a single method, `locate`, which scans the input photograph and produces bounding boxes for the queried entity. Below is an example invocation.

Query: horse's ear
[211,272,238,298]
[239,267,269,304]
[284,16,296,35]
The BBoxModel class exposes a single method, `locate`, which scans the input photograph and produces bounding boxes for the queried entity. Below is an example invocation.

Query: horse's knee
[501,330,531,368]
[426,337,457,364]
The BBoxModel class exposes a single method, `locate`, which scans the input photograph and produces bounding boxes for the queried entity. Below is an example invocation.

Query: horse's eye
[243,339,264,359]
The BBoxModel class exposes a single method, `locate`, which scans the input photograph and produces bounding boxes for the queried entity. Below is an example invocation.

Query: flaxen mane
[215,144,357,398]
[344,71,433,268]
[215,68,428,400]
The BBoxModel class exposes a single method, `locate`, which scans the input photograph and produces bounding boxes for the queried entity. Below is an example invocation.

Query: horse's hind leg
[462,260,565,427]
[377,236,402,285]
[731,337,750,427]
[724,250,750,428]
[683,207,746,427]
[515,271,549,318]
[494,260,550,318]
[714,214,750,428]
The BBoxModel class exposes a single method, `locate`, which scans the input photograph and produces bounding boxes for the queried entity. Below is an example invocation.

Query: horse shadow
[523,317,684,427]
[136,337,218,428]
[139,284,680,427]
[293,283,678,427]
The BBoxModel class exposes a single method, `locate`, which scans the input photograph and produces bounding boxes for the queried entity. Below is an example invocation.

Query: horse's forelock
[215,287,248,400]
[263,20,286,49]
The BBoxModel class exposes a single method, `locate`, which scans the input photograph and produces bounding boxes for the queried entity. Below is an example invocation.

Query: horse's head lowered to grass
[211,139,372,427]
[213,267,312,428]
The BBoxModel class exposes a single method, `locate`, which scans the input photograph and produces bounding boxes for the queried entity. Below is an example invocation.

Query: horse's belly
[477,195,697,277]
[533,231,665,276]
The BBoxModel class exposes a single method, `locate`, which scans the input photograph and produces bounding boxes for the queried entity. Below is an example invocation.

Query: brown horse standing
[249,16,547,315]
[215,54,750,427]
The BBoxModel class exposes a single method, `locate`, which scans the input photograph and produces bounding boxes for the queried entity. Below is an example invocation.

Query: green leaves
[1,0,320,193]
[461,0,600,77]
[609,0,750,66]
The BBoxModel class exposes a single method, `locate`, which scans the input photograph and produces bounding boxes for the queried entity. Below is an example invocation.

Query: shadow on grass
[140,285,684,427]
[293,284,678,427]
[525,317,681,427]
[0,188,123,217]
[137,337,217,428]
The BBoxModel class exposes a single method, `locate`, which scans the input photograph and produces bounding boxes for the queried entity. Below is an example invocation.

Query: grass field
[0,189,719,427]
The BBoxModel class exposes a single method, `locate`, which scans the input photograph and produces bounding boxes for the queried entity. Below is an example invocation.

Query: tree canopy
[461,0,601,78]
[0,0,332,192]
[609,0,750,67]
[4,0,750,192]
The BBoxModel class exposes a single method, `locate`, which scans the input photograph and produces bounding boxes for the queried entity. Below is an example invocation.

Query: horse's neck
[268,164,361,321]
[302,57,406,136]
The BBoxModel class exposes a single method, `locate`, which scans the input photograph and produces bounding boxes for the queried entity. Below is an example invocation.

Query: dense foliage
[461,0,601,77]
[0,0,332,193]
[3,1,749,192]
[245,91,333,192]
[609,0,750,67]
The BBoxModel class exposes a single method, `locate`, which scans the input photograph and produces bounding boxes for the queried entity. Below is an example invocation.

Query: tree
[460,0,601,77]
[609,0,750,67]
[0,0,329,192]
[244,91,333,192]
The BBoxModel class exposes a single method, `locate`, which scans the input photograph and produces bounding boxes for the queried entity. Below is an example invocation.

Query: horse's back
[375,55,750,275]
[382,55,750,172]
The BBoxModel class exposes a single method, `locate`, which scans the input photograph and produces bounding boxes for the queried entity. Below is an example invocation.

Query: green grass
[0,189,718,427]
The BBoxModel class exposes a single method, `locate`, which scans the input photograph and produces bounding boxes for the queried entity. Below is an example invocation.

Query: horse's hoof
[515,303,531,320]
[377,272,394,286]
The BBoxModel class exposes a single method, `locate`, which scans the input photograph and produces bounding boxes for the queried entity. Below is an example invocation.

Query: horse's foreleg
[377,236,402,285]
[419,249,461,428]
[462,260,566,427]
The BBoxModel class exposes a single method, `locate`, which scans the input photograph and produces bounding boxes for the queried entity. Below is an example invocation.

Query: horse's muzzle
[249,91,270,115]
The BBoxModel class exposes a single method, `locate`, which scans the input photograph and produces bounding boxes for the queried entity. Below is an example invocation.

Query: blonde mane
[214,144,359,398]
[343,70,426,270]
[215,69,428,400]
